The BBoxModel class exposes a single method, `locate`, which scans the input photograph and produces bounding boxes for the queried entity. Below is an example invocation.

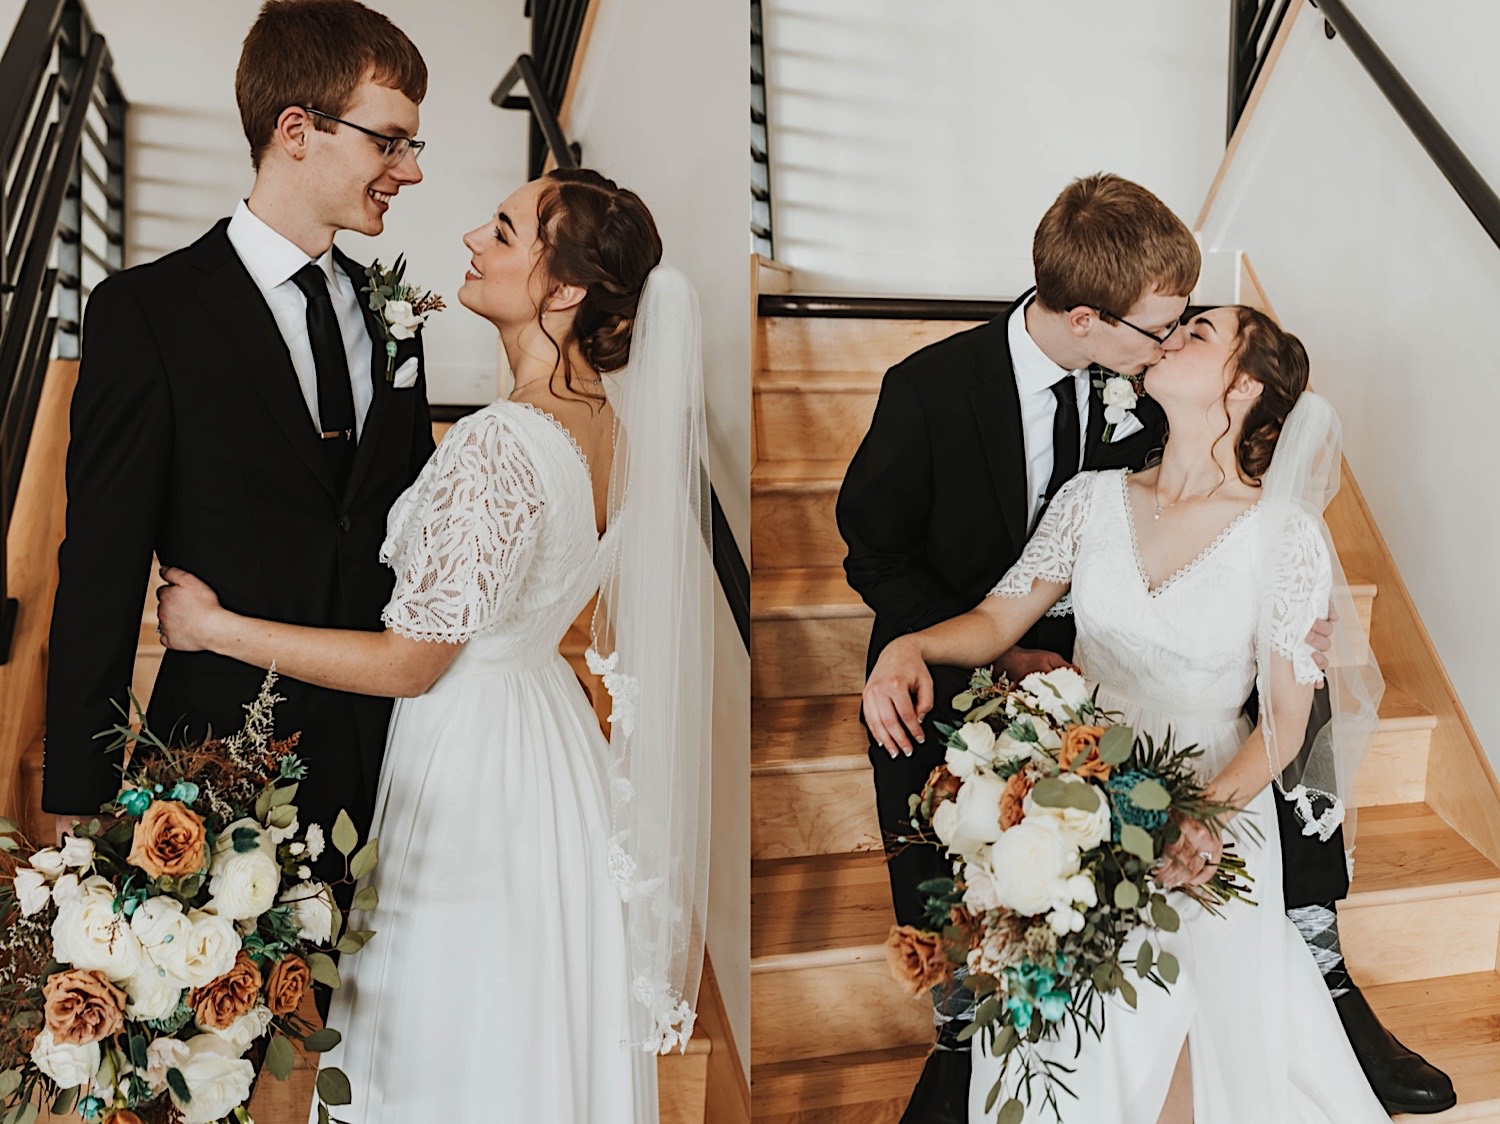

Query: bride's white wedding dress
[308,399,650,1123]
[970,469,1387,1123]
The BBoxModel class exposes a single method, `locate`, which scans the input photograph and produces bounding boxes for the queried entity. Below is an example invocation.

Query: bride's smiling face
[1143,306,1263,418]
[459,180,554,327]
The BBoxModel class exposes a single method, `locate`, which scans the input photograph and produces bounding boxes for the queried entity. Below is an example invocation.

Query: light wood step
[750,1043,926,1124]
[753,370,880,465]
[750,689,1437,860]
[751,566,1376,700]
[1370,972,1500,1123]
[759,317,980,374]
[751,461,849,574]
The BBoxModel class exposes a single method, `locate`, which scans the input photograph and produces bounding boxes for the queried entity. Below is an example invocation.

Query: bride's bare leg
[1156,1039,1193,1124]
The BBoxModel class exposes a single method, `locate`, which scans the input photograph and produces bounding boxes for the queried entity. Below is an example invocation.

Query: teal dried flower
[118,787,153,817]
[1105,769,1170,842]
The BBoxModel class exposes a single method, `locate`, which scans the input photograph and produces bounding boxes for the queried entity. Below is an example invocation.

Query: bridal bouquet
[0,672,375,1124]
[884,667,1254,1122]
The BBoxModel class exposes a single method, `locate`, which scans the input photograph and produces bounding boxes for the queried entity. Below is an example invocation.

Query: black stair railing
[751,0,774,258]
[1227,0,1295,141]
[496,0,592,178]
[488,38,752,651]
[0,0,126,663]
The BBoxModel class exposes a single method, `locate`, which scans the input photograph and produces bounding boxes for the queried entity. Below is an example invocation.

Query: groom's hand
[863,636,934,757]
[1305,605,1335,678]
[993,646,1077,683]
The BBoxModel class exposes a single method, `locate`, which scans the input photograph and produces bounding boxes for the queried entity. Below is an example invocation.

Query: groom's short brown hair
[1032,173,1199,316]
[236,0,428,170]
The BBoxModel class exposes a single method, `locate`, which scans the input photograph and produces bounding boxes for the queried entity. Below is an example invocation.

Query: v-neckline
[507,399,612,542]
[1118,471,1260,598]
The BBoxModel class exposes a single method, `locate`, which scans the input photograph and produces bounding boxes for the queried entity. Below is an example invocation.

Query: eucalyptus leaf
[308,952,341,989]
[0,1071,19,1099]
[13,1103,38,1124]
[352,886,379,911]
[1113,880,1140,910]
[951,692,975,711]
[303,1029,342,1053]
[166,1067,191,1102]
[997,1099,1025,1124]
[265,1035,295,1081]
[254,787,274,823]
[1118,977,1138,1009]
[1119,824,1155,864]
[318,1106,331,1124]
[1097,725,1135,765]
[1028,777,1074,809]
[331,811,358,857]
[349,839,379,881]
[0,817,17,834]
[0,838,16,853]
[1158,951,1181,984]
[50,1086,77,1114]
[271,784,300,809]
[267,804,297,830]
[317,1067,354,1106]
[968,697,1003,723]
[1150,897,1181,933]
[1135,941,1155,978]
[983,1076,1002,1115]
[1129,779,1172,811]
[1064,782,1101,813]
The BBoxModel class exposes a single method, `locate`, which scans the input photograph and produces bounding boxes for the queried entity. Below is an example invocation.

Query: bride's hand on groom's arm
[1305,606,1335,677]
[994,646,1076,682]
[862,636,934,758]
[156,567,229,653]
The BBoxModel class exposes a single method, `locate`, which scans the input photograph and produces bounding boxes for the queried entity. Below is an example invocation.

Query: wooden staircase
[747,276,1500,1122]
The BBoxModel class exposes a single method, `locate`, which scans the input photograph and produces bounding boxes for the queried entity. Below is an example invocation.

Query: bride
[156,168,712,1123]
[862,306,1387,1122]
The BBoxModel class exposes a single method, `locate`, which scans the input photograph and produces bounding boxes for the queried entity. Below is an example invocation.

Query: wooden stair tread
[756,369,883,393]
[1347,803,1500,902]
[753,460,847,493]
[1369,972,1500,1121]
[751,1043,928,1117]
[752,687,1433,771]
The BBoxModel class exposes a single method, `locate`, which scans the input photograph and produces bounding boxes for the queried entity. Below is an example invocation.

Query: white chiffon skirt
[308,653,652,1123]
[969,688,1387,1123]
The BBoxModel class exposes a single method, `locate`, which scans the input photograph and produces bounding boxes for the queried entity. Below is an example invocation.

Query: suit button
[339,515,351,532]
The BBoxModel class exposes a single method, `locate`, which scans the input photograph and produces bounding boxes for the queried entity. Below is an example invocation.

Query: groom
[44,0,435,877]
[836,174,1454,1120]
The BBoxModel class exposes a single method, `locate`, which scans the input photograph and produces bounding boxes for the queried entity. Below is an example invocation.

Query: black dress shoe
[900,1048,970,1124]
[1335,987,1457,1114]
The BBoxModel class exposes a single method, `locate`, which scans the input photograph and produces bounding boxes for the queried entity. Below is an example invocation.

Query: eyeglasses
[304,107,425,164]
[1094,298,1192,345]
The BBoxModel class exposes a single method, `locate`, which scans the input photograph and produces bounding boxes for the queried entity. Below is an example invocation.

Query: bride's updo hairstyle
[532,168,663,401]
[1229,306,1310,484]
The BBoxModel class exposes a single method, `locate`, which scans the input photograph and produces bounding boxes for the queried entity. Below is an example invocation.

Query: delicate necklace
[1152,477,1222,521]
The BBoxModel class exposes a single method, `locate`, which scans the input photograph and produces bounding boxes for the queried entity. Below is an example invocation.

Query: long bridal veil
[588,263,713,1061]
[1253,391,1384,857]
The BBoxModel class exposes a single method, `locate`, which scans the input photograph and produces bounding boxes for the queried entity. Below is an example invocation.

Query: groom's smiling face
[303,74,424,238]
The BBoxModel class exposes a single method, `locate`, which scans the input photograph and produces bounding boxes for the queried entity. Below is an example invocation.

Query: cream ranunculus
[203,1002,273,1052]
[278,880,337,944]
[131,895,195,977]
[60,836,95,869]
[28,847,67,879]
[985,820,1081,916]
[1022,775,1112,853]
[177,911,241,988]
[124,964,188,1022]
[930,771,1006,859]
[144,1036,191,1096]
[51,876,143,981]
[383,299,423,340]
[170,1034,256,1124]
[205,848,281,921]
[29,1027,100,1088]
[211,818,269,866]
[1019,667,1090,723]
[15,868,50,916]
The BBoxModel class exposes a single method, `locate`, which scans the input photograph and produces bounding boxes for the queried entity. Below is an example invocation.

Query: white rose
[203,1003,273,1052]
[178,911,241,988]
[60,836,95,869]
[1104,404,1128,425]
[304,824,326,862]
[930,771,1006,858]
[383,299,423,340]
[131,895,194,975]
[279,880,337,944]
[170,1034,256,1124]
[944,746,979,779]
[52,876,143,980]
[1022,775,1112,853]
[206,848,281,920]
[145,1036,191,1095]
[1019,667,1090,723]
[985,820,1081,916]
[957,722,997,762]
[30,1028,100,1088]
[1047,906,1086,936]
[960,845,1005,914]
[28,847,67,879]
[14,868,50,916]
[1101,376,1138,412]
[125,964,188,1022]
[994,731,1050,769]
[268,815,299,845]
[51,872,84,908]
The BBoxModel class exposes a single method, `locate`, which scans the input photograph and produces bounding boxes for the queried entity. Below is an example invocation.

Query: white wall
[761,0,1229,297]
[565,0,752,1073]
[1200,2,1500,766]
[1,0,532,404]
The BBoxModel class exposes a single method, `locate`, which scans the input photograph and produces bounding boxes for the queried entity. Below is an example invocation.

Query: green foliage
[232,826,262,854]
[352,886,379,912]
[349,839,379,881]
[1113,880,1140,910]
[1029,777,1100,813]
[308,952,341,989]
[303,1029,342,1053]
[1128,779,1172,811]
[316,1067,353,1106]
[1097,725,1134,765]
[1119,824,1154,864]
[265,1035,295,1081]
[166,1067,191,1103]
[331,811,358,857]
[145,999,194,1035]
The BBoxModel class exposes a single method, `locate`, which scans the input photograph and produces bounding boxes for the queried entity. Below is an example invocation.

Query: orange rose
[265,955,311,1016]
[999,771,1033,829]
[43,969,126,1045]
[190,951,263,1030]
[127,800,208,880]
[105,1113,145,1124]
[883,925,952,997]
[1060,725,1112,781]
[923,765,963,807]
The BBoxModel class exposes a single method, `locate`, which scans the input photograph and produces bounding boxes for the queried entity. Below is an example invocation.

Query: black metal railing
[0,0,126,663]
[497,0,592,178]
[1227,0,1294,141]
[751,0,774,258]
[489,51,752,650]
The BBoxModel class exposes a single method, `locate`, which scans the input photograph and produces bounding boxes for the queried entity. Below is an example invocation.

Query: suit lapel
[334,247,390,502]
[188,222,338,499]
[969,298,1030,552]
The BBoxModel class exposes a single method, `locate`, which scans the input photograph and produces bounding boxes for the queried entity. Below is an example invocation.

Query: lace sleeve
[989,472,1097,611]
[379,412,545,643]
[1269,510,1333,685]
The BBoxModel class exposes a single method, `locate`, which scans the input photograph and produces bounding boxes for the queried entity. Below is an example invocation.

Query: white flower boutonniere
[362,255,445,382]
[1091,365,1144,442]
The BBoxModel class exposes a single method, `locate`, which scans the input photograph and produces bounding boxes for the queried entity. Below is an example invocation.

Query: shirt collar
[227,199,339,292]
[1008,296,1083,396]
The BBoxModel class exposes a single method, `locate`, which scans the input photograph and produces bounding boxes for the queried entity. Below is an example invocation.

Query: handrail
[759,294,1010,321]
[0,0,126,663]
[493,0,592,178]
[750,0,774,258]
[1310,0,1500,255]
[491,44,752,650]
[1227,0,1294,141]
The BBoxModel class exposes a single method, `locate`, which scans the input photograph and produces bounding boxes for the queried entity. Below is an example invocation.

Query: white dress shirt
[1007,299,1090,530]
[226,200,374,440]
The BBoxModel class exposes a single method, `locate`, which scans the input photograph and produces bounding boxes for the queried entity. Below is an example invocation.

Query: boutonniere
[1090,364,1144,441]
[362,255,445,381]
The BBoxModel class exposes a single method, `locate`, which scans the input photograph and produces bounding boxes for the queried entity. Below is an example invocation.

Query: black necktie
[1044,375,1082,508]
[290,263,355,488]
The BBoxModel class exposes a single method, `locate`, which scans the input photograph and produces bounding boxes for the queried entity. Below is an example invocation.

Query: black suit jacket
[836,292,1165,732]
[44,220,437,835]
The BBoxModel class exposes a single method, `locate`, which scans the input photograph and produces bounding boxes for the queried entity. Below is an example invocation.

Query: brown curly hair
[531,168,663,403]
[1229,306,1310,482]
